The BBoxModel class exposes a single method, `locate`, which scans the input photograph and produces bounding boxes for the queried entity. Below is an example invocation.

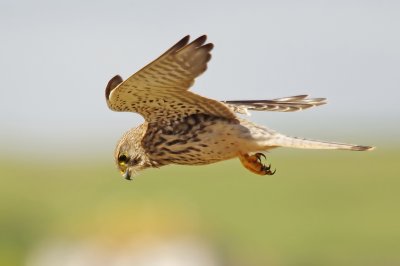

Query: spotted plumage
[106,35,374,179]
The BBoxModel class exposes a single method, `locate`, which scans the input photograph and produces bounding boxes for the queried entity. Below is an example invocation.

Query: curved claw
[261,163,275,175]
[238,152,277,176]
[267,169,276,175]
[255,152,266,159]
[255,152,266,163]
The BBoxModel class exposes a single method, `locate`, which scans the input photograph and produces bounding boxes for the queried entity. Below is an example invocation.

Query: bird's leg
[238,152,276,175]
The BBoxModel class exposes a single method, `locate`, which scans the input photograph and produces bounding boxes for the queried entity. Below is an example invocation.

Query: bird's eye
[118,154,129,165]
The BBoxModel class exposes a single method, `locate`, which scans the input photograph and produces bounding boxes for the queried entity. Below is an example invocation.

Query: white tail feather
[266,135,374,151]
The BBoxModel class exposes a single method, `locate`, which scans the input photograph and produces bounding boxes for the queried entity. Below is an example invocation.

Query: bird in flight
[105,35,373,180]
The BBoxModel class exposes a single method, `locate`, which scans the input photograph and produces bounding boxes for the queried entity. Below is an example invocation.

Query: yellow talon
[238,152,276,175]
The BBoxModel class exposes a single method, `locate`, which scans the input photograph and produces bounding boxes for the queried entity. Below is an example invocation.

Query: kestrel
[106,35,373,180]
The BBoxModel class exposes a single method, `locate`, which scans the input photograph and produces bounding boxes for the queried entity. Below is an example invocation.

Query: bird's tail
[265,134,374,151]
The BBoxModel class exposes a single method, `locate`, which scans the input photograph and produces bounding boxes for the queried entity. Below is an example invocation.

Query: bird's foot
[238,152,276,175]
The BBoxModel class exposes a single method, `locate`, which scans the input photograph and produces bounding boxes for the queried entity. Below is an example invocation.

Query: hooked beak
[123,168,132,180]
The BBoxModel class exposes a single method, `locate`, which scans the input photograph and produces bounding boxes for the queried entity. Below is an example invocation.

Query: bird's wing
[106,35,236,124]
[223,95,326,115]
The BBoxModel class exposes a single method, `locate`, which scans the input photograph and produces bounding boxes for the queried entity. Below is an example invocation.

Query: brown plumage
[223,95,327,114]
[106,35,374,180]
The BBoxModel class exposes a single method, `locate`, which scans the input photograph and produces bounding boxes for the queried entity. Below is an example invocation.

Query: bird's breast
[142,114,242,165]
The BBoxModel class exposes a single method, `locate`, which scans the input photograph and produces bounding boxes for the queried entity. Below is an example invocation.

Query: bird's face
[114,125,149,180]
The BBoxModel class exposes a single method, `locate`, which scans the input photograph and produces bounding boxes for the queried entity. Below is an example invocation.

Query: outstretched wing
[106,35,236,124]
[223,95,326,115]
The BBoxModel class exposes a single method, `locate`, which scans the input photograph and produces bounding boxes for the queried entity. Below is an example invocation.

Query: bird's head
[114,124,150,180]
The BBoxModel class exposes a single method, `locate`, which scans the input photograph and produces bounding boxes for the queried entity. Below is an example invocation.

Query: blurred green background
[1,147,399,266]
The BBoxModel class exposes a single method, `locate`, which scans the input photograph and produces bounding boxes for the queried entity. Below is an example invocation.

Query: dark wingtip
[173,35,211,53]
[192,35,207,45]
[166,35,191,54]
[202,42,214,52]
[105,75,123,100]
[178,35,191,46]
[351,145,375,151]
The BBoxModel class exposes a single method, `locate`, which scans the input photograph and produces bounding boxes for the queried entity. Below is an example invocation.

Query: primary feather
[223,95,327,115]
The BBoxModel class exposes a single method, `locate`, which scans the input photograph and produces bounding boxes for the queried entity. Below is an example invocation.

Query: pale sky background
[1,0,399,157]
